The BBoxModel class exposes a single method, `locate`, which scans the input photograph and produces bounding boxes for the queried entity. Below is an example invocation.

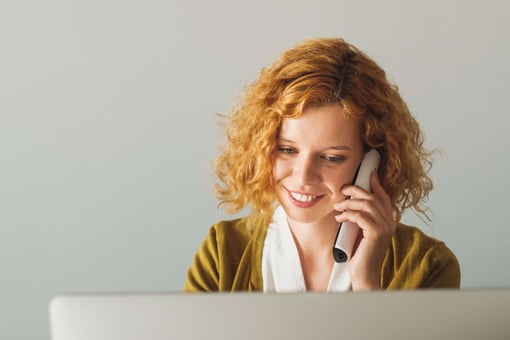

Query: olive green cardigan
[184,217,461,292]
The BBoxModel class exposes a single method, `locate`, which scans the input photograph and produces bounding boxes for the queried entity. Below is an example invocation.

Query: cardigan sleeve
[382,224,461,289]
[183,225,221,292]
[183,218,256,292]
[420,242,461,288]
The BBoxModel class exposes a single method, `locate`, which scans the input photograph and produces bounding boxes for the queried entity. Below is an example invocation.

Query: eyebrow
[328,145,353,151]
[276,137,353,151]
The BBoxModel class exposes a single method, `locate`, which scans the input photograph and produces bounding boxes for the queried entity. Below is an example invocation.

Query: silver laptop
[49,289,510,340]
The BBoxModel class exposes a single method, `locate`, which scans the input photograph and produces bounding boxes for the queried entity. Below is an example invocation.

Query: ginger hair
[215,38,433,227]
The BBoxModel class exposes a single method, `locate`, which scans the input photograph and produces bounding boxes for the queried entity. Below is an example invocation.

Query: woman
[183,38,460,292]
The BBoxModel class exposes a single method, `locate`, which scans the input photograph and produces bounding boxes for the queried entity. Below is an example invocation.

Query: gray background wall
[1,0,509,339]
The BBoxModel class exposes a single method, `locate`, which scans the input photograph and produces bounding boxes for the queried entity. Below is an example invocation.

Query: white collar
[261,205,351,292]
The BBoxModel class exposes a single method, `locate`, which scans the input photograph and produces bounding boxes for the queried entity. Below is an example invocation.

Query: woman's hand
[333,171,396,291]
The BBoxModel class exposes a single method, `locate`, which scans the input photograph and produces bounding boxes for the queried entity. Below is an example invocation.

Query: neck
[287,214,338,250]
[286,214,338,291]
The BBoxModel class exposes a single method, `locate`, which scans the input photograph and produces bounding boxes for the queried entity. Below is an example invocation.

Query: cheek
[271,158,289,182]
[325,167,358,193]
[326,173,351,192]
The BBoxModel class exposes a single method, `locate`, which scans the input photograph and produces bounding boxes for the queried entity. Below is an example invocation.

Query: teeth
[290,192,317,202]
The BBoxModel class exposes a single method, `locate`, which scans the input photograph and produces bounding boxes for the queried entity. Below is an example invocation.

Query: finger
[336,210,393,240]
[335,183,385,216]
[335,214,383,241]
[336,172,391,218]
[335,194,394,234]
[335,194,383,220]
[335,208,370,224]
[334,198,380,218]
[369,171,392,212]
[340,184,371,200]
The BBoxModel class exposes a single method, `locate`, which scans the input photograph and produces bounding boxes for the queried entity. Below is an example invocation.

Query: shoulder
[392,223,455,258]
[382,223,461,288]
[211,217,253,239]
[183,216,266,292]
[393,223,443,248]
[208,216,262,250]
[192,217,255,268]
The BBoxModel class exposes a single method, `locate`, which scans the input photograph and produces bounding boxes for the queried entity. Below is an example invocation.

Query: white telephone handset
[332,149,380,263]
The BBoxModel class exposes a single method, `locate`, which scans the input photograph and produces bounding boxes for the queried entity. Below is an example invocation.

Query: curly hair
[215,38,433,227]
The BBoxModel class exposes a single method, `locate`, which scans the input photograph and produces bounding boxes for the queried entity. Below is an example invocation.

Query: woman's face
[272,103,363,227]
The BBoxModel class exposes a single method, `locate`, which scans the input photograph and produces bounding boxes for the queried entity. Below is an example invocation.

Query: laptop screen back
[49,289,510,340]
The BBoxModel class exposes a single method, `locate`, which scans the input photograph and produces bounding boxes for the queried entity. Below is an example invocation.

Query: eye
[321,154,346,163]
[276,146,296,154]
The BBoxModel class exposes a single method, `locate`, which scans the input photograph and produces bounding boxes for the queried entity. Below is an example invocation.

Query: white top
[261,205,351,292]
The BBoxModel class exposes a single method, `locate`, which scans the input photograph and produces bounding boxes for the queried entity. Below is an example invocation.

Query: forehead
[279,104,361,145]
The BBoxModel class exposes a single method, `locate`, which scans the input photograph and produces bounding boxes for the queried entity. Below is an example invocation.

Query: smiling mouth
[286,189,324,208]
[289,192,318,202]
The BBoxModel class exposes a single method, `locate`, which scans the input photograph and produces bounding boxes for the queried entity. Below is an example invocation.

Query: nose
[293,153,320,184]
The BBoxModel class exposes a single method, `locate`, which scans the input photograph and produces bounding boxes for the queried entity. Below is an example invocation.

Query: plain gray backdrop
[1,0,509,339]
